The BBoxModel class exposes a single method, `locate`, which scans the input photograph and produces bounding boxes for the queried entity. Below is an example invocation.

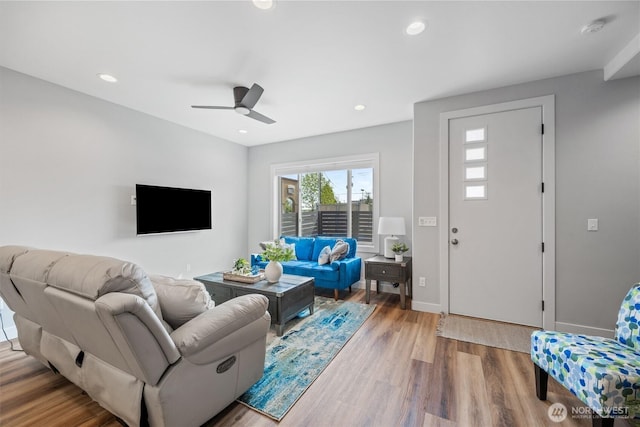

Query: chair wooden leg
[534,363,548,400]
[592,415,614,427]
[334,289,339,300]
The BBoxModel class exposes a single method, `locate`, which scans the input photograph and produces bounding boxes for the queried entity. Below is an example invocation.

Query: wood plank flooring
[0,289,631,426]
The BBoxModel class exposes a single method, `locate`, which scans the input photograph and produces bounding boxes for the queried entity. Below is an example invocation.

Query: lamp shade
[378,217,406,236]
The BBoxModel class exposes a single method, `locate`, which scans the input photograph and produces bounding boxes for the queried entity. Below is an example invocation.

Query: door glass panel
[465,184,486,199]
[465,146,486,162]
[465,128,486,142]
[465,165,486,180]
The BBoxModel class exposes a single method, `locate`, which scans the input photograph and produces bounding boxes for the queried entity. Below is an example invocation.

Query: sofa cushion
[343,238,357,258]
[312,237,338,261]
[330,240,349,262]
[281,260,316,270]
[312,237,357,259]
[308,264,340,282]
[282,236,315,261]
[149,275,215,329]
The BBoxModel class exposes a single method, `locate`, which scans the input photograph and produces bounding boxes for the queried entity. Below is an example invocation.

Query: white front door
[448,107,543,327]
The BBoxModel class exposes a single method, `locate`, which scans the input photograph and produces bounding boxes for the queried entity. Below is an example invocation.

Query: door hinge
[542,300,545,311]
[541,182,545,193]
[541,242,545,252]
[541,123,545,135]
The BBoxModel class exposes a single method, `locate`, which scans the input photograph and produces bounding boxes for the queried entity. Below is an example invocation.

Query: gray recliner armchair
[0,246,270,426]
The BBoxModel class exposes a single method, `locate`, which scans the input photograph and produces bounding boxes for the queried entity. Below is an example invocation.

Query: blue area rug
[237,296,376,421]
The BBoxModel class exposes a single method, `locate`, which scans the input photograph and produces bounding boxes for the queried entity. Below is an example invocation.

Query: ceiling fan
[191,83,276,124]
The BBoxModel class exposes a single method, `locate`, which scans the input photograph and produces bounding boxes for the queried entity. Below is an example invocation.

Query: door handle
[451,239,459,245]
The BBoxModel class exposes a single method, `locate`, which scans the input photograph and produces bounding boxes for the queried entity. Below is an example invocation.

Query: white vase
[395,254,403,262]
[265,260,283,283]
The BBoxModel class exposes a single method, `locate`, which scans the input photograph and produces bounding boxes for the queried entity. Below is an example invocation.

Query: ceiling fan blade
[191,105,234,110]
[240,84,264,109]
[247,109,276,124]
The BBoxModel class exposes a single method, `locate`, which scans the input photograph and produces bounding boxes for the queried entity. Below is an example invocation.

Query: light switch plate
[131,195,137,206]
[418,216,437,227]
[587,218,598,231]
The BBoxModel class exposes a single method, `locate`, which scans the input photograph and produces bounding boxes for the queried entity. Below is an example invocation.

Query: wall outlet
[130,195,137,205]
[419,277,426,287]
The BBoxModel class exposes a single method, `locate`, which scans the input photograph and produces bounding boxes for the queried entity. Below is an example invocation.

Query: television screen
[136,184,212,235]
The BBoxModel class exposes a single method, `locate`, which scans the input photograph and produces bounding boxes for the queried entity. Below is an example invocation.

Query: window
[271,154,379,251]
[465,184,487,199]
[465,146,487,162]
[465,127,486,143]
[463,126,489,200]
[465,165,486,180]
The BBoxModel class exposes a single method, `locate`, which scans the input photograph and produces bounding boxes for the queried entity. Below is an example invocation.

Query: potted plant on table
[391,242,409,262]
[232,258,252,275]
[261,240,295,283]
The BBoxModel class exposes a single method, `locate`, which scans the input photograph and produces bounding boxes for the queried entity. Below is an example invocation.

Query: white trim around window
[270,153,380,253]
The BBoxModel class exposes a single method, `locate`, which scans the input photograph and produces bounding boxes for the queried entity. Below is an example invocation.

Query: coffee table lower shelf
[194,272,315,336]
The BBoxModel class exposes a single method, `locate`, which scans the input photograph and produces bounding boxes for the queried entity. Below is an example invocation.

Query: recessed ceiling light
[97,73,118,83]
[252,0,274,10]
[581,20,606,35]
[238,129,248,134]
[354,104,366,111]
[406,21,426,36]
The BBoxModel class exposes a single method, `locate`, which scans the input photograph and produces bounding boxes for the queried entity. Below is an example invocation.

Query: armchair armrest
[170,294,270,365]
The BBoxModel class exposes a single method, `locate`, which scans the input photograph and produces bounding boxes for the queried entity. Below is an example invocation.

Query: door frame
[438,95,556,330]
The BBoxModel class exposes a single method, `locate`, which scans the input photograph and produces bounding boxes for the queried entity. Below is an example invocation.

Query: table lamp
[378,217,406,258]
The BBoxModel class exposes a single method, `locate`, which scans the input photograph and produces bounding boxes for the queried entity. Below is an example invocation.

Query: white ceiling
[1,1,638,146]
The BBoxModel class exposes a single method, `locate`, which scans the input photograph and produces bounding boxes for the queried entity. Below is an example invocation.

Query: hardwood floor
[0,289,631,426]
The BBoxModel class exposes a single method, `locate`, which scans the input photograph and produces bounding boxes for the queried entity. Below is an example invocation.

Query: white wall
[0,67,249,337]
[413,70,640,332]
[246,121,413,268]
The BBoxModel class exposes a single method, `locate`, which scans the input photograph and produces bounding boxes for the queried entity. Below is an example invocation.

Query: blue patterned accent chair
[531,284,640,427]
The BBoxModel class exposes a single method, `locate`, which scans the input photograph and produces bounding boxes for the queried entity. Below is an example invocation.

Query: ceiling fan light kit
[581,19,606,35]
[191,83,276,124]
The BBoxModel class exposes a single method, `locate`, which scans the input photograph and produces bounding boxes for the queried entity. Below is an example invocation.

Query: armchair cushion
[615,284,640,350]
[149,275,215,329]
[531,284,640,422]
[531,330,640,417]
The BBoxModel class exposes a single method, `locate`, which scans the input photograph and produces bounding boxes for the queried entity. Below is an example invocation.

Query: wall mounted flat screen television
[136,184,212,235]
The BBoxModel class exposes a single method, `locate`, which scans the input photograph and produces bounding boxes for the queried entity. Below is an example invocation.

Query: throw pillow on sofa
[330,239,350,262]
[318,245,332,265]
[149,275,215,329]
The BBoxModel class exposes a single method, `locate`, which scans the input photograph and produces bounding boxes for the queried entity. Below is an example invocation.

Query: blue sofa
[251,236,362,300]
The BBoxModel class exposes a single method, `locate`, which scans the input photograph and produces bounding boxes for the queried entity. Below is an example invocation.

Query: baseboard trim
[554,321,614,339]
[410,301,442,314]
[352,281,441,313]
